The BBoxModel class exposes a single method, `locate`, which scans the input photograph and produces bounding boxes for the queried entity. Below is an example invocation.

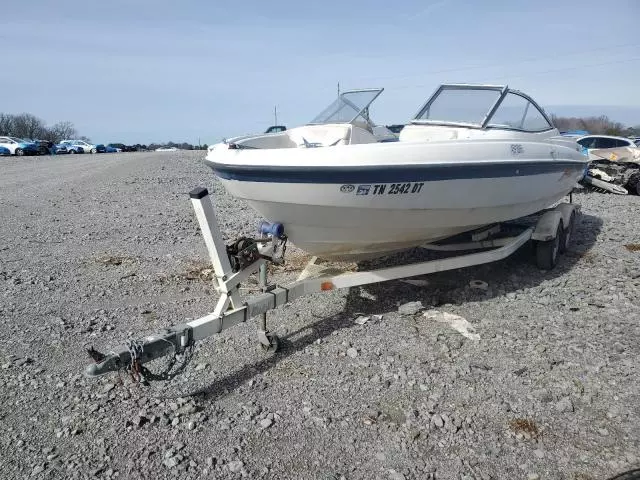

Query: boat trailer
[84,187,580,380]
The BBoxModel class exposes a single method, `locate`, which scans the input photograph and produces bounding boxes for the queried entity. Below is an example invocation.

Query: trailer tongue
[84,187,578,381]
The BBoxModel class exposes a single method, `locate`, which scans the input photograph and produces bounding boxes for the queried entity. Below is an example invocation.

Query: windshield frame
[307,88,384,126]
[411,84,555,132]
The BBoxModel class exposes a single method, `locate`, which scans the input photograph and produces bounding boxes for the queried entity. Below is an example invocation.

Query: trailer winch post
[189,187,243,312]
[189,188,279,350]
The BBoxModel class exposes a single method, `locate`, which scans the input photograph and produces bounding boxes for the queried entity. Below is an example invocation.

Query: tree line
[0,113,79,143]
[147,141,209,151]
[550,114,640,137]
[0,112,208,149]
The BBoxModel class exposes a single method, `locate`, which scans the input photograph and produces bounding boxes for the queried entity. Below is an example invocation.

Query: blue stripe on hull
[209,161,586,184]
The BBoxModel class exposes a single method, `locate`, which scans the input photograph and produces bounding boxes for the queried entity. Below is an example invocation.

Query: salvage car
[577,135,637,160]
[0,136,39,156]
[59,139,106,154]
[31,140,68,155]
[33,140,54,155]
[52,143,69,154]
[108,143,137,152]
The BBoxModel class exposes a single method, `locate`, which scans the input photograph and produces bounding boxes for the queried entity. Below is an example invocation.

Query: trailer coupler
[86,324,194,378]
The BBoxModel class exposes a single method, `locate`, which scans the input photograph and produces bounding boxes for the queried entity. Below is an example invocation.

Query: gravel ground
[1,151,639,480]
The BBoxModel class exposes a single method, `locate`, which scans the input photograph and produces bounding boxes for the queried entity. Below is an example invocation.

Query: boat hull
[211,171,587,260]
[206,137,588,260]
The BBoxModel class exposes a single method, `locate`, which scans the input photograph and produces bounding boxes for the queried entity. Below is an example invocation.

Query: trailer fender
[554,203,580,230]
[531,210,563,242]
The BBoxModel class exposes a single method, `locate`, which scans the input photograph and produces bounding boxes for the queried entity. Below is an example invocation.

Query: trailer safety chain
[127,340,145,383]
[137,341,195,383]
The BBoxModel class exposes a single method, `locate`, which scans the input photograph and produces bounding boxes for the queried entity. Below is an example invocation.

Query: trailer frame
[84,187,579,379]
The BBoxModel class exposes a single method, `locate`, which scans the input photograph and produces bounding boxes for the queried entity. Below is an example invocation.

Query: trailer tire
[605,468,640,480]
[536,223,561,270]
[626,171,640,196]
[260,333,280,353]
[559,211,576,253]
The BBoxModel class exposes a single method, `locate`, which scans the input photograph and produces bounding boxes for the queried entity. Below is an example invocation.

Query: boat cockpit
[218,84,560,150]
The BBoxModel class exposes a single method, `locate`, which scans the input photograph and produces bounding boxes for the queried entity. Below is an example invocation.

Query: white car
[576,135,637,160]
[59,139,99,154]
[155,146,178,152]
[0,136,39,155]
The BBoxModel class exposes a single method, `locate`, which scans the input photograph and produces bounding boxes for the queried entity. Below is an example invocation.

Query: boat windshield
[309,88,383,125]
[412,84,554,131]
[413,85,504,126]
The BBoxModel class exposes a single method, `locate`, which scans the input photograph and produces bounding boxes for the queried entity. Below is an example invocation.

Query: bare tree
[550,114,627,135]
[79,135,92,143]
[45,121,77,142]
[0,113,16,135]
[0,112,81,142]
[11,113,47,139]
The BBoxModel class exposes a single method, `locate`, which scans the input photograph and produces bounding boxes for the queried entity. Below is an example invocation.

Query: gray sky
[2,0,639,144]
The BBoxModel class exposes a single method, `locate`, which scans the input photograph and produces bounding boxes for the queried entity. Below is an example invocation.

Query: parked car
[31,140,53,155]
[0,136,39,156]
[20,139,68,155]
[30,140,69,155]
[264,125,287,134]
[576,135,637,160]
[386,124,406,134]
[104,145,119,153]
[0,146,10,156]
[108,143,137,152]
[53,143,69,154]
[59,140,86,154]
[155,146,178,152]
[560,130,590,138]
[59,139,105,154]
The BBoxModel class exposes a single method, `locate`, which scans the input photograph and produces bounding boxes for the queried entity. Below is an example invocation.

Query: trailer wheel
[626,171,640,196]
[559,211,576,253]
[260,333,280,353]
[535,223,561,270]
[605,468,640,480]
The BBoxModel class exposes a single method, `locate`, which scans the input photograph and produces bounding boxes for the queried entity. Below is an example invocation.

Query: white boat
[205,84,589,260]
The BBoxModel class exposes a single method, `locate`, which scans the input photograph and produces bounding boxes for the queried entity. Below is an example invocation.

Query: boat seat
[287,124,379,147]
[287,124,352,147]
